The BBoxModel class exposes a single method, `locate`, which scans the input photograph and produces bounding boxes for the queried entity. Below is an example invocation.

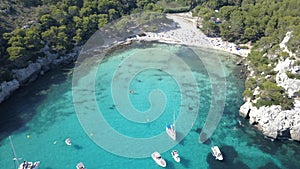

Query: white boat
[211,146,223,160]
[18,161,39,169]
[166,112,176,141]
[151,152,166,167]
[65,138,72,145]
[171,150,180,162]
[76,162,86,169]
[166,124,176,140]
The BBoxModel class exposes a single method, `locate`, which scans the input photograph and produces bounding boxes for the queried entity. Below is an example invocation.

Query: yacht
[211,146,223,160]
[171,150,180,162]
[18,161,39,169]
[65,138,72,146]
[76,162,86,169]
[151,152,166,167]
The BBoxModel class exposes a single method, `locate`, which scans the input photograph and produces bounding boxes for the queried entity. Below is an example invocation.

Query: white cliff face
[239,100,252,118]
[279,31,295,58]
[240,31,300,141]
[275,31,300,97]
[275,58,300,98]
[239,101,300,141]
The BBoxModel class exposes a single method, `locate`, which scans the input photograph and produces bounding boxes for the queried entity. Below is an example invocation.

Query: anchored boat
[166,112,176,141]
[211,146,223,160]
[151,152,166,167]
[76,162,86,169]
[18,161,39,169]
[171,150,180,162]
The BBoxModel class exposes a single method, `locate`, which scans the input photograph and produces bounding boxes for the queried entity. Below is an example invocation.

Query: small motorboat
[211,146,223,160]
[171,150,180,162]
[18,161,40,169]
[76,162,86,169]
[151,152,166,167]
[65,138,72,146]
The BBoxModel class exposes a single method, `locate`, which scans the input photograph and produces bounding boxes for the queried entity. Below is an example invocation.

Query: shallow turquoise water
[0,43,300,169]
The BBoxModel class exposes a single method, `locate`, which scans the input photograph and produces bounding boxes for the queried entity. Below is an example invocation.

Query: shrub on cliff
[286,71,300,80]
[254,81,294,110]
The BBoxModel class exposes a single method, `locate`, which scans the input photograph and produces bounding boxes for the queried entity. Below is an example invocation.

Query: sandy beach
[131,12,250,57]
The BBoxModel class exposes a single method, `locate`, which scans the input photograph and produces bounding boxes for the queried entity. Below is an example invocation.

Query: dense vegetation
[1,0,299,110]
[193,0,300,110]
[0,0,200,82]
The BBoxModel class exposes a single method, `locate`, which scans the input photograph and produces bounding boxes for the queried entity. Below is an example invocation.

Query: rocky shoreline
[1,12,299,142]
[1,12,249,105]
[0,46,80,104]
[239,32,300,141]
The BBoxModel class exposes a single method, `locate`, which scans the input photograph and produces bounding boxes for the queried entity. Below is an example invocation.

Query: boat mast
[173,112,176,126]
[9,136,19,169]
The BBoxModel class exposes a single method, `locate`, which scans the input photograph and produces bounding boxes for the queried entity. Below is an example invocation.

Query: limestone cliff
[240,32,300,141]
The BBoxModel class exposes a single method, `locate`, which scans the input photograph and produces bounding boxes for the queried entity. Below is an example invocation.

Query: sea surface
[0,43,299,169]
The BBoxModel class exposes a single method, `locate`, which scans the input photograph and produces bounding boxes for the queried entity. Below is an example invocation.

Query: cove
[0,42,299,169]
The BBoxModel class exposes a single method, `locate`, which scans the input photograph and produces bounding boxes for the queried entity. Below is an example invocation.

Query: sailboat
[18,161,40,169]
[9,136,40,169]
[166,112,176,141]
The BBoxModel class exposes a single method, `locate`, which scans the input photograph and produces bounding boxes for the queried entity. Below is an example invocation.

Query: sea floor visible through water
[0,42,299,169]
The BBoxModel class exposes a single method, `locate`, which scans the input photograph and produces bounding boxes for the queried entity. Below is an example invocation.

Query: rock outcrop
[239,100,300,141]
[240,31,300,141]
[12,63,42,84]
[0,47,80,104]
[275,59,300,97]
[239,99,251,118]
[0,79,20,103]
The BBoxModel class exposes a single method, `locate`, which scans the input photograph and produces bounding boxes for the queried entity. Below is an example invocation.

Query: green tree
[50,7,68,25]
[68,6,80,17]
[7,47,26,60]
[98,14,109,28]
[39,14,58,31]
[24,28,43,50]
[244,27,258,42]
[108,9,120,21]
[137,0,157,9]
[219,6,238,20]
[201,20,220,37]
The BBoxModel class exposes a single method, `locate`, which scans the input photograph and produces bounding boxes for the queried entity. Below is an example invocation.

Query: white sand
[130,12,251,57]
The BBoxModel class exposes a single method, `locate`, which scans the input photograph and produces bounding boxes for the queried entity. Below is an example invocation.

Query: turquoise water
[0,43,300,169]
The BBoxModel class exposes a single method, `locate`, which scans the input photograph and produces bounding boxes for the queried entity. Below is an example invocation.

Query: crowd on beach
[130,13,250,58]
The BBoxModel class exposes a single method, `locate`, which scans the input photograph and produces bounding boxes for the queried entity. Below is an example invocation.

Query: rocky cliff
[240,32,300,141]
[0,46,79,104]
